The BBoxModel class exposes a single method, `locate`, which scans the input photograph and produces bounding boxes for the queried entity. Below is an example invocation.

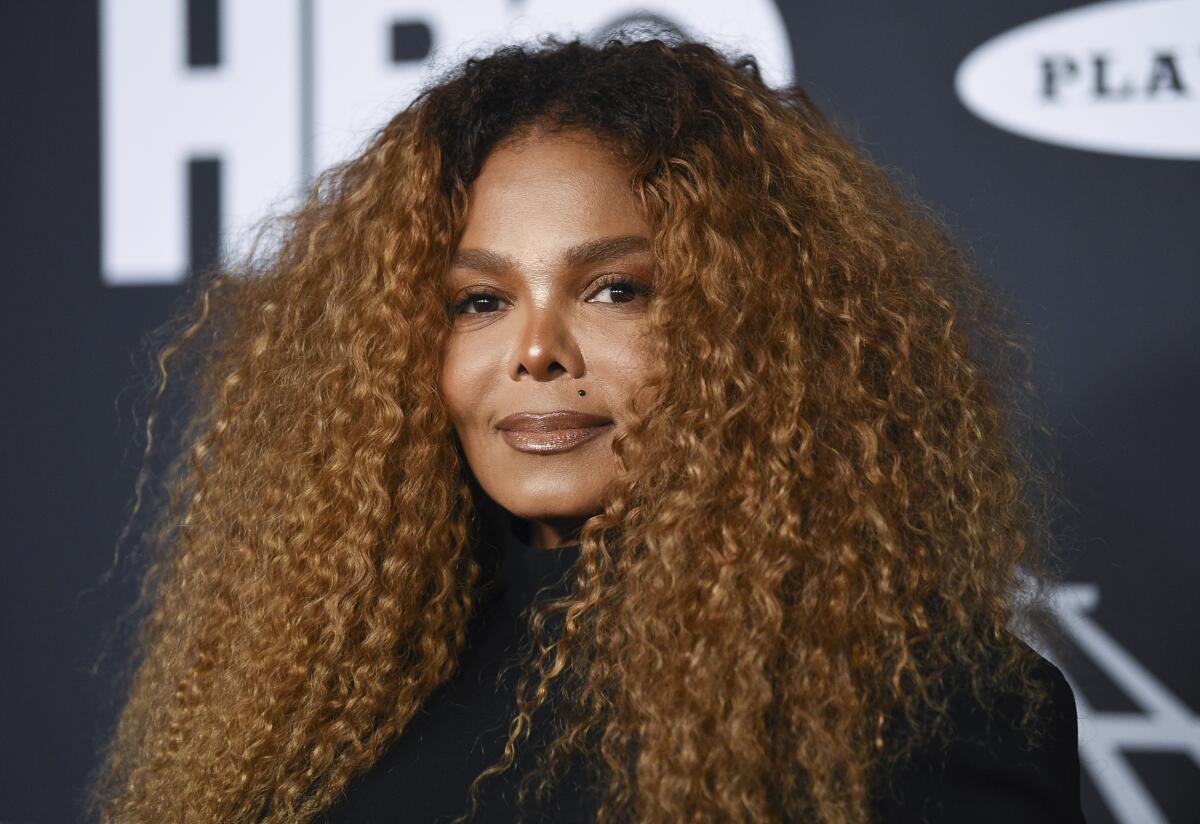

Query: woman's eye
[451,292,505,315]
[589,275,653,305]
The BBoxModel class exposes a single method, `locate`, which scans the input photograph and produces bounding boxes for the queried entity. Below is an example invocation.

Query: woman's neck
[519,514,586,550]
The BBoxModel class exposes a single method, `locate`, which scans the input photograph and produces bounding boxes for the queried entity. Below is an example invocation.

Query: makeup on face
[438,128,655,548]
[494,409,615,454]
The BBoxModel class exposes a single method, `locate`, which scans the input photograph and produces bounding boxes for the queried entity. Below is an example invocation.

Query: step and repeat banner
[3,1,1197,821]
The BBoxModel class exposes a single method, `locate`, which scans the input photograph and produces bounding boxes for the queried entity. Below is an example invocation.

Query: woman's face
[440,128,655,550]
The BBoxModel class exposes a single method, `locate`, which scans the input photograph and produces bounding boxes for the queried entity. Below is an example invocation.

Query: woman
[86,33,1085,823]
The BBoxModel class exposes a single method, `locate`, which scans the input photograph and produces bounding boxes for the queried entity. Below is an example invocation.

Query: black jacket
[868,651,1084,823]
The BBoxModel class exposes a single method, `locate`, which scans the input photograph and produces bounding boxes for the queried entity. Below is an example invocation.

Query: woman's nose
[510,303,582,381]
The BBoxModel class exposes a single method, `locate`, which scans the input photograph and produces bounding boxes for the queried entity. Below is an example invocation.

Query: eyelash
[449,273,653,316]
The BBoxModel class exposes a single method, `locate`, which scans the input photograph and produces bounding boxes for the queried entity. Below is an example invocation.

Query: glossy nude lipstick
[495,410,615,455]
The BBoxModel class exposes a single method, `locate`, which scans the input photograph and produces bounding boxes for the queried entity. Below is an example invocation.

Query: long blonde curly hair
[85,32,1071,823]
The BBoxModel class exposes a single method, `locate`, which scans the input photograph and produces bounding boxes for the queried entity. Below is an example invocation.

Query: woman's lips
[494,410,614,454]
[499,424,615,454]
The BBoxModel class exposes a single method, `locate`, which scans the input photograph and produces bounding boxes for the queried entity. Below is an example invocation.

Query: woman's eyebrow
[450,234,651,275]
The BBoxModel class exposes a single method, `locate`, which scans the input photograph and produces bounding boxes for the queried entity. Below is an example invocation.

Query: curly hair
[85,31,1072,823]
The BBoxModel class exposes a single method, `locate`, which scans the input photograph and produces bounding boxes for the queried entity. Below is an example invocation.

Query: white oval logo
[955,0,1200,160]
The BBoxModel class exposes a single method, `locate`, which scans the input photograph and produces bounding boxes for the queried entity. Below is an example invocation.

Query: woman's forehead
[453,135,649,262]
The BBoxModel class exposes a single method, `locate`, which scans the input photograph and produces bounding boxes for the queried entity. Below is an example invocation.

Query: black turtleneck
[316,501,1084,823]
[318,502,593,824]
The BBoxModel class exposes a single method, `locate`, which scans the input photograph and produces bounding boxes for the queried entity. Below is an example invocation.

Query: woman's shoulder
[869,642,1086,823]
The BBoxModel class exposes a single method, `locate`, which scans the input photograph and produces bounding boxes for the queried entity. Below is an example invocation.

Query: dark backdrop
[2,2,1196,822]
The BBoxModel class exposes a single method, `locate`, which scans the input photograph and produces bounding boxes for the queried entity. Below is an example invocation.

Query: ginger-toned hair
[86,32,1070,823]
